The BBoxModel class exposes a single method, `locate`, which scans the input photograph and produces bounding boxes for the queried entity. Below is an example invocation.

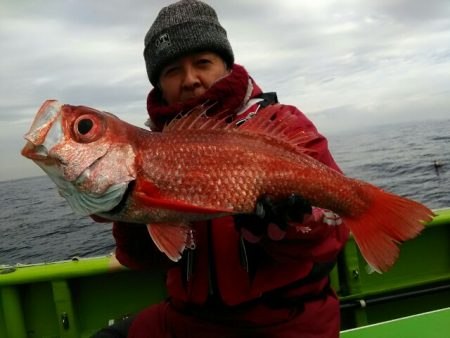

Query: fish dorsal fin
[236,104,317,154]
[163,102,318,155]
[163,103,317,155]
[163,102,230,132]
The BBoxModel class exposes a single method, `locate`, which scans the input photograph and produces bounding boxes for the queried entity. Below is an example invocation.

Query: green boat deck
[1,208,450,337]
[341,307,450,338]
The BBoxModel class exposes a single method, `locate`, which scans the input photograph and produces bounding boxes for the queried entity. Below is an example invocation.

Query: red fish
[21,100,433,272]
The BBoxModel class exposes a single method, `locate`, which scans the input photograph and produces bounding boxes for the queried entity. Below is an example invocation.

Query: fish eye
[72,114,105,143]
[77,118,93,135]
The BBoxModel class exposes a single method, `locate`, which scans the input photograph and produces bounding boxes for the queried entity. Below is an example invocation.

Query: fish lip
[24,100,63,145]
[22,100,64,162]
[21,142,60,166]
[21,142,46,160]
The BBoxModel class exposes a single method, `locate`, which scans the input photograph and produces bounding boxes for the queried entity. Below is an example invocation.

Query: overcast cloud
[1,0,449,181]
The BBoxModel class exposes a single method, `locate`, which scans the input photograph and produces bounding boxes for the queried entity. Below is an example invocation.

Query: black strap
[234,92,279,127]
[257,92,278,108]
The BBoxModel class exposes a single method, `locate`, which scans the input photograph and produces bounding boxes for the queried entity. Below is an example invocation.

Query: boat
[1,208,449,337]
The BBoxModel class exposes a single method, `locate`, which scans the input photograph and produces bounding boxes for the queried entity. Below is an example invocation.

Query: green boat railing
[1,208,449,337]
[336,208,450,329]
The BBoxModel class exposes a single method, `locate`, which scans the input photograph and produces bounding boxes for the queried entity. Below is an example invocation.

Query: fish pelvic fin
[147,223,195,262]
[345,185,434,273]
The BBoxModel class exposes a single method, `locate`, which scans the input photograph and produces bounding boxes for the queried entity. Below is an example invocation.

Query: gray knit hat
[144,0,234,87]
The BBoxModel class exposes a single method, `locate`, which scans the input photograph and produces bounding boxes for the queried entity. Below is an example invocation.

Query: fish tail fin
[344,185,434,273]
[146,223,195,262]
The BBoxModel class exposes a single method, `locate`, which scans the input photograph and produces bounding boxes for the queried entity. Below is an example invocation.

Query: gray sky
[1,0,449,181]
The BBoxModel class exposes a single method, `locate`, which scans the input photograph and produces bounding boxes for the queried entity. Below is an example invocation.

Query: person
[93,1,349,337]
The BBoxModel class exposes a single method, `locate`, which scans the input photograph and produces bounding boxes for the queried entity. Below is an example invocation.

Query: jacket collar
[146,64,262,131]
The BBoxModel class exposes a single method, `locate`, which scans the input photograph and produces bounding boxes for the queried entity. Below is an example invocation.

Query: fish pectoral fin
[146,223,195,262]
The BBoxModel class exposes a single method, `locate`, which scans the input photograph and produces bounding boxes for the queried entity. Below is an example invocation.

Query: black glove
[234,194,312,242]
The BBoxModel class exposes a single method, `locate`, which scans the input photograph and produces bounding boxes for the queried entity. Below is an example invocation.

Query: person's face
[158,51,229,105]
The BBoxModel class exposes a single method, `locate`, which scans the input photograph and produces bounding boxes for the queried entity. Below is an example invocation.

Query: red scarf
[146,64,262,131]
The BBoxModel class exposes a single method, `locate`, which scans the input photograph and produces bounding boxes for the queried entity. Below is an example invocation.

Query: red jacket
[113,64,349,334]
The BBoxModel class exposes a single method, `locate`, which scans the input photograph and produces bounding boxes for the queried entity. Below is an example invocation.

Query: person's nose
[181,66,201,89]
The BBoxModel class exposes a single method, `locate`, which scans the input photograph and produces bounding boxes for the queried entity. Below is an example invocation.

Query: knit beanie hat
[144,0,234,87]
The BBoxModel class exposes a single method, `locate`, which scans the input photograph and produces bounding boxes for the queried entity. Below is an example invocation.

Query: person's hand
[234,194,312,242]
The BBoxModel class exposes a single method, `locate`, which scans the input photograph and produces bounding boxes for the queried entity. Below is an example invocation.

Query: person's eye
[163,66,179,76]
[197,58,212,66]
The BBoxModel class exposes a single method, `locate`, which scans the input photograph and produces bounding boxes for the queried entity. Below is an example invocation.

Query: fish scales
[136,128,370,217]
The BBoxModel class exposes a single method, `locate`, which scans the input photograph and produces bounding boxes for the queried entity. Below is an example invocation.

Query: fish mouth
[21,142,53,162]
[21,100,63,161]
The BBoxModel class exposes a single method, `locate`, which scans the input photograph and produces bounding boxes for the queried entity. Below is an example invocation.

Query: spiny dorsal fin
[236,104,318,154]
[163,102,318,155]
[163,102,230,132]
